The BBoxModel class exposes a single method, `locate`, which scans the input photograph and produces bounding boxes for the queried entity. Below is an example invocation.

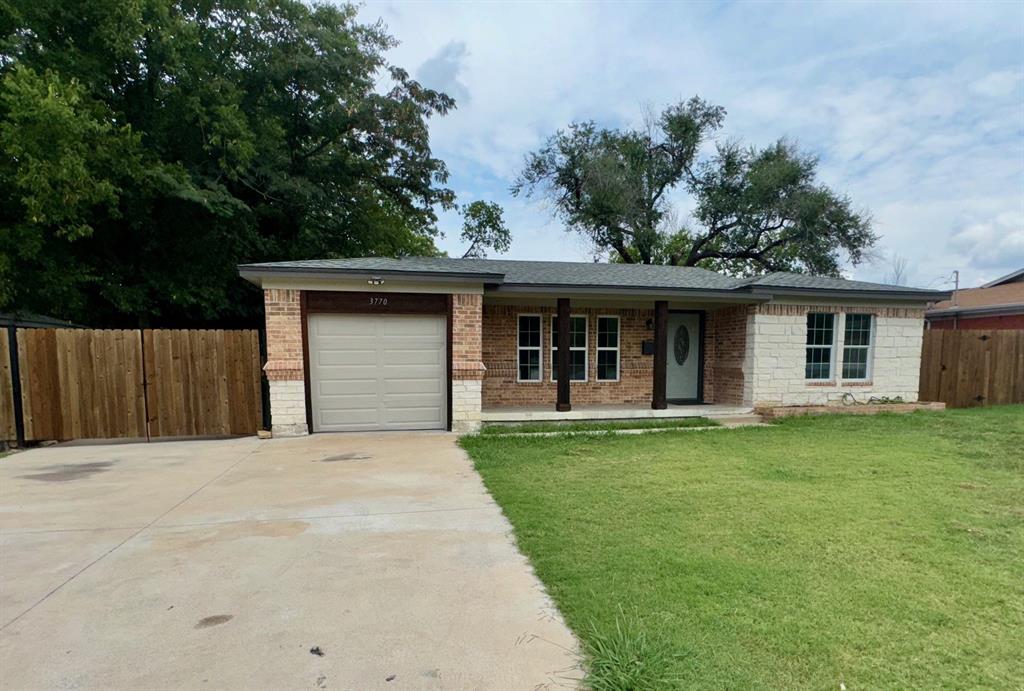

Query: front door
[665,312,701,402]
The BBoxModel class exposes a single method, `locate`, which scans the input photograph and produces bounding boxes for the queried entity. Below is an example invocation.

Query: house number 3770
[369,296,388,306]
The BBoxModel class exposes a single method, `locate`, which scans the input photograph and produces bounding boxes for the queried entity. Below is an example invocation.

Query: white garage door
[308,314,447,432]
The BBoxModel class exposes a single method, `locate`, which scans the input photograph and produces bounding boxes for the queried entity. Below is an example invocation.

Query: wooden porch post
[556,297,571,412]
[652,300,668,409]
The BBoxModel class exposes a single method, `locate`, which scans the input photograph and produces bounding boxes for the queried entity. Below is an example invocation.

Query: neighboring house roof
[981,267,1024,288]
[926,281,1024,319]
[239,256,950,301]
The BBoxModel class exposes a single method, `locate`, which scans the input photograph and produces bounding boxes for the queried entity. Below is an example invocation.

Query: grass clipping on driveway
[460,406,1024,690]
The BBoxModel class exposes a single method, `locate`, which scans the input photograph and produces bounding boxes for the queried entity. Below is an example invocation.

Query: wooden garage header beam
[304,291,448,315]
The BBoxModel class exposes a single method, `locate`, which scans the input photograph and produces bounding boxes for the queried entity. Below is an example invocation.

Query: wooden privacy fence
[919,329,1024,408]
[1,328,264,442]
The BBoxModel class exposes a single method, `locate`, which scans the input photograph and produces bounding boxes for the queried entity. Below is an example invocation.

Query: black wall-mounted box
[641,339,655,355]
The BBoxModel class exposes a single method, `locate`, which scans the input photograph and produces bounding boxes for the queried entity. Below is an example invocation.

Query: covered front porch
[481,402,756,423]
[479,290,760,420]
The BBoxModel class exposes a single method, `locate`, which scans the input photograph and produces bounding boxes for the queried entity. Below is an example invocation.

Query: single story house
[238,257,949,435]
[925,267,1024,330]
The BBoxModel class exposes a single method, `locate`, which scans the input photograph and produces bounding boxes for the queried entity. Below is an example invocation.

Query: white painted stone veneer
[452,379,482,434]
[269,379,309,436]
[749,310,923,407]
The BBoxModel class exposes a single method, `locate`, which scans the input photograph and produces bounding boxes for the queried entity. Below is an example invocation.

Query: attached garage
[307,313,447,432]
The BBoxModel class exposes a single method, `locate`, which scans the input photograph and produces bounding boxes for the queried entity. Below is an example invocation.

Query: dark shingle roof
[240,256,738,290]
[734,272,943,295]
[238,257,949,299]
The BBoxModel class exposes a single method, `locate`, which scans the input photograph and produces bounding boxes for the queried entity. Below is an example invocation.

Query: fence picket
[920,329,1022,408]
[3,328,262,441]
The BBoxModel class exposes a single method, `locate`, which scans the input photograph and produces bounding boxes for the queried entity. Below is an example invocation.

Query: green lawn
[460,406,1024,690]
[478,417,717,435]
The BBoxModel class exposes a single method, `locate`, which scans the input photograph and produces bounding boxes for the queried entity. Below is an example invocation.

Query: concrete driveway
[0,433,580,690]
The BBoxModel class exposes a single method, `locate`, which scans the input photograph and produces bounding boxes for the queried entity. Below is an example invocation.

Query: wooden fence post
[6,326,24,446]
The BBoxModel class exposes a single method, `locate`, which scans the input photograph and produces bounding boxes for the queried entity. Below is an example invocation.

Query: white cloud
[356,0,1024,288]
[416,41,471,104]
[949,212,1024,270]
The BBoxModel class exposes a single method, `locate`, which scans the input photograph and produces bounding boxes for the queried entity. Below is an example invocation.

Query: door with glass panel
[665,312,701,402]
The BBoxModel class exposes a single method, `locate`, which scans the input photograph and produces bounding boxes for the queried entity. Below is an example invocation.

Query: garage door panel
[315,364,380,380]
[382,349,444,366]
[383,391,445,407]
[382,378,443,394]
[320,409,379,426]
[319,379,379,395]
[315,318,377,336]
[380,319,445,337]
[313,334,378,348]
[317,393,379,407]
[380,365,443,381]
[316,348,377,367]
[308,313,446,432]
[383,406,445,424]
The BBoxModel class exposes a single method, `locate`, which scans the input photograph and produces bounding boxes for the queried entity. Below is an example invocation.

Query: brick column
[451,293,485,433]
[263,288,308,436]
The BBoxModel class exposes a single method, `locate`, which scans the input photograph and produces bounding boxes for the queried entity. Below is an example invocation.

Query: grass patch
[478,417,717,435]
[584,609,681,691]
[461,406,1024,689]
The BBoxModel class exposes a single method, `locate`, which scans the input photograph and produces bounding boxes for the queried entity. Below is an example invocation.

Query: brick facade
[260,283,930,428]
[263,288,304,381]
[481,304,656,407]
[452,293,485,381]
[263,288,308,436]
[451,293,484,432]
[703,305,754,405]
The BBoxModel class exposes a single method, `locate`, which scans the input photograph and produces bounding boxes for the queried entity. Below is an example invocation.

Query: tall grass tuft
[582,610,681,691]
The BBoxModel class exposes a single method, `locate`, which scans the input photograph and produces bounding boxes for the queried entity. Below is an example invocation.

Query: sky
[355,0,1024,290]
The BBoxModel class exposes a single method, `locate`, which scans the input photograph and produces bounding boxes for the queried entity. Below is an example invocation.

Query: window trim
[841,313,875,382]
[550,313,588,383]
[516,313,543,383]
[805,312,837,381]
[596,315,621,382]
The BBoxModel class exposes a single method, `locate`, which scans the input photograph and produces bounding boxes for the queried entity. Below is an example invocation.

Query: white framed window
[551,314,587,382]
[842,314,874,380]
[805,312,835,380]
[517,314,542,382]
[596,316,620,382]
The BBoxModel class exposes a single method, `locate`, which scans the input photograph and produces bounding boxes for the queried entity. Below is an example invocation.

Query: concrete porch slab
[481,403,754,423]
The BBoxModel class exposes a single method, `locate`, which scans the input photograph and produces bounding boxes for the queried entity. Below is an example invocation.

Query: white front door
[665,312,701,401]
[307,314,446,432]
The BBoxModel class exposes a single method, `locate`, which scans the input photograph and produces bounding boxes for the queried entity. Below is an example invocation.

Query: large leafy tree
[513,98,877,276]
[0,0,465,326]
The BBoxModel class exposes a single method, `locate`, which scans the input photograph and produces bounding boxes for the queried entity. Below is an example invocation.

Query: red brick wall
[263,288,303,381]
[481,304,655,407]
[452,293,485,380]
[703,305,752,404]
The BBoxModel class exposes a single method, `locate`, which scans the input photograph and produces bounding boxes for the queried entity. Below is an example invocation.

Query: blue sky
[357,0,1024,289]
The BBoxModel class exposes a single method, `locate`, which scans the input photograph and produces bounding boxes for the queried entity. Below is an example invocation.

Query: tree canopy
[459,201,509,258]
[513,98,877,276]
[0,0,487,326]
